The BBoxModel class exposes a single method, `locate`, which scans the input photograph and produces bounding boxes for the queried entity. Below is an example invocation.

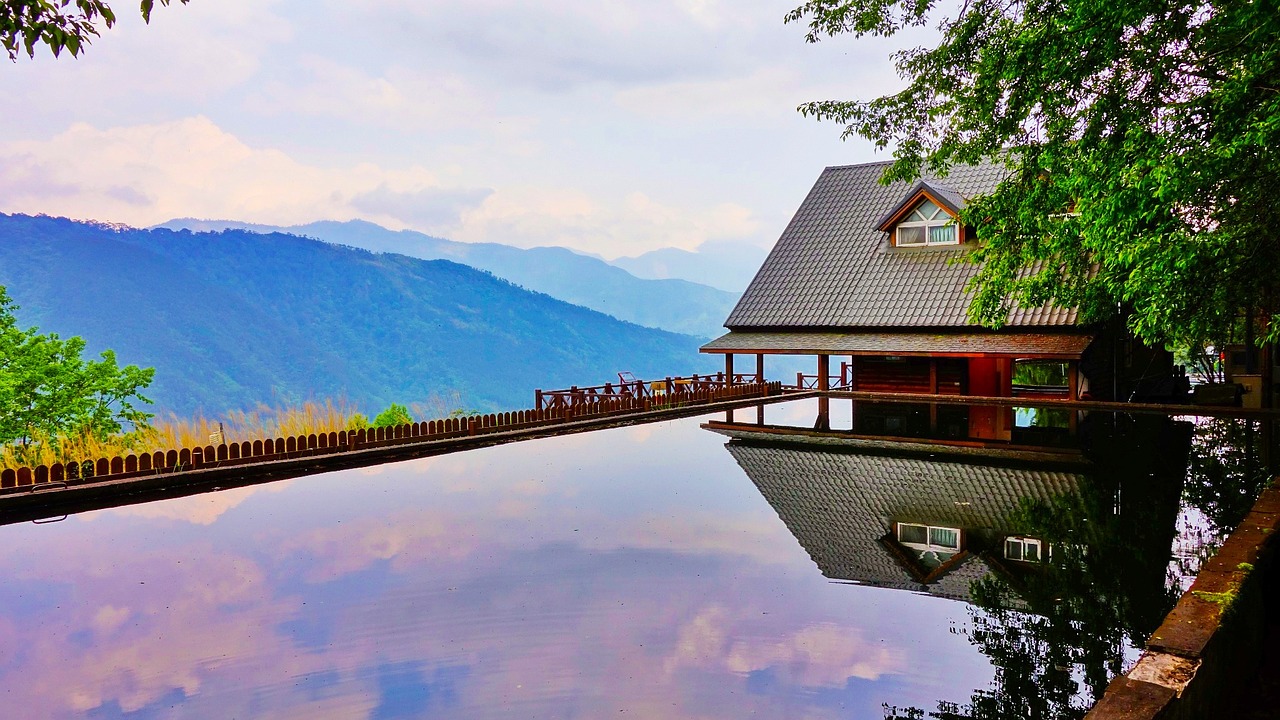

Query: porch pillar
[818,354,830,391]
[1067,361,1080,401]
[756,353,764,383]
[725,353,735,382]
[929,359,938,394]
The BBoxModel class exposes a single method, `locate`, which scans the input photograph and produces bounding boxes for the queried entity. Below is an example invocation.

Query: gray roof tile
[725,440,1081,598]
[727,161,1078,330]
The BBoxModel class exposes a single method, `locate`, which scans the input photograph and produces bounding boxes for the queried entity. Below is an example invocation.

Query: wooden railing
[536,373,762,412]
[0,380,782,494]
[792,373,847,391]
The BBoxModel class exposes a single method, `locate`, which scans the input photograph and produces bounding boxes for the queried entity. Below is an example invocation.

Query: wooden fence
[0,380,781,494]
[536,372,762,411]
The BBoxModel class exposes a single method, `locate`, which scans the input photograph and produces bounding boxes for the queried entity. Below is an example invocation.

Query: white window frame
[1004,536,1045,563]
[897,522,962,552]
[895,198,960,247]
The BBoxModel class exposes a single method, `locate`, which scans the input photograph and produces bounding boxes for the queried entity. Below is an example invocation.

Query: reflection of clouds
[7,551,303,716]
[599,511,799,566]
[85,480,295,525]
[667,607,906,690]
[0,408,986,718]
[726,622,906,686]
[279,508,475,581]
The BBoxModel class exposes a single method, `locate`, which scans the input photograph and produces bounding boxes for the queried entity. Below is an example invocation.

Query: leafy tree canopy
[1,0,187,60]
[787,0,1280,349]
[0,286,154,446]
[372,403,413,429]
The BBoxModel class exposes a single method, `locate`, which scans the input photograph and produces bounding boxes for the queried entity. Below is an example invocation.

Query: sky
[0,0,931,259]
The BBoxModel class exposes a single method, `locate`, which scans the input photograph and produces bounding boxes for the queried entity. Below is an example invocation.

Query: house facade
[702,161,1174,403]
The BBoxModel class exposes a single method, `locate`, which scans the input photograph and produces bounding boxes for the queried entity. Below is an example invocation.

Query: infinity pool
[0,398,1267,718]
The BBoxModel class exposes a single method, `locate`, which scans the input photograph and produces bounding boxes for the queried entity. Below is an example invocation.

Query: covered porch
[700,330,1094,401]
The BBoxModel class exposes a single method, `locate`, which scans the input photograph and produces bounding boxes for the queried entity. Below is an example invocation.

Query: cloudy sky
[0,0,929,258]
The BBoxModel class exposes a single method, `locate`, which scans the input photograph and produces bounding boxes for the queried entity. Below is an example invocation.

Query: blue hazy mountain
[0,214,716,416]
[155,218,738,338]
[610,241,769,293]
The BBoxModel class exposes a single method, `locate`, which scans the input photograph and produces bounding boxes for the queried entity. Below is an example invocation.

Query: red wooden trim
[876,187,962,233]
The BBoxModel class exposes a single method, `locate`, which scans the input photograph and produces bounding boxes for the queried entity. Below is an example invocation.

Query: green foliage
[0,0,187,60]
[372,403,413,428]
[345,413,370,431]
[1012,361,1068,386]
[787,0,1280,349]
[0,285,154,446]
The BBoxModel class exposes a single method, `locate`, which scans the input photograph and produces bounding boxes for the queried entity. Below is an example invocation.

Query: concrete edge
[1086,484,1280,719]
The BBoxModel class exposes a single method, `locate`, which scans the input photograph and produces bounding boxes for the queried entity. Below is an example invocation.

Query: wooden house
[702,161,1174,403]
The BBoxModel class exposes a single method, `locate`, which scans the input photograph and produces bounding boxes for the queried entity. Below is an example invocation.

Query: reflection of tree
[1184,418,1271,535]
[885,416,1205,720]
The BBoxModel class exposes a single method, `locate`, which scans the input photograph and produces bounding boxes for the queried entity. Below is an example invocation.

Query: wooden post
[1067,361,1079,401]
[756,353,764,383]
[929,359,938,395]
[725,354,735,382]
[849,357,858,391]
[535,389,543,410]
[818,354,830,391]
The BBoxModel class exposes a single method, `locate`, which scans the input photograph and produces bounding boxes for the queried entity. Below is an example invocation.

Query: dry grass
[1,394,475,471]
[3,399,370,471]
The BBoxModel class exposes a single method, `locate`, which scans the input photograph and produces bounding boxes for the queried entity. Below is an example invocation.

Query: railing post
[535,389,543,410]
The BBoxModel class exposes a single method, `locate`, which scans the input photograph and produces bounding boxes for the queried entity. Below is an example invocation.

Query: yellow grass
[2,393,474,471]
[1,398,424,471]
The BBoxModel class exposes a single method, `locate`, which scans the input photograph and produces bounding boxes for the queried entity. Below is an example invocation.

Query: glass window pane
[1025,542,1041,562]
[897,226,925,245]
[909,209,927,221]
[928,225,956,244]
[915,199,941,218]
[899,524,928,544]
[1005,539,1022,560]
[929,527,959,549]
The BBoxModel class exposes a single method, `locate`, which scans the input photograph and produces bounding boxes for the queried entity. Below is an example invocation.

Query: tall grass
[0,396,470,471]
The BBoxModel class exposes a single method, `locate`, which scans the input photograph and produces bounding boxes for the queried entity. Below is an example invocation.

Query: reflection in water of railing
[709,400,1275,719]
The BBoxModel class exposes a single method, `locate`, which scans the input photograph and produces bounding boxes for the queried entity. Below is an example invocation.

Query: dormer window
[874,181,968,247]
[895,199,959,247]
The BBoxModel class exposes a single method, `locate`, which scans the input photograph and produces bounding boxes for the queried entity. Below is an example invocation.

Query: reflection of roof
[701,331,1093,358]
[725,161,1079,330]
[726,440,1081,599]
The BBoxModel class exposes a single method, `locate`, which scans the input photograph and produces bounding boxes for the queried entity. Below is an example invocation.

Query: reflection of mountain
[719,435,1082,601]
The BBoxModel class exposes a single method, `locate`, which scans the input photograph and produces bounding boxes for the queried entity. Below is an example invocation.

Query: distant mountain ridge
[611,241,768,293]
[156,218,738,338]
[0,213,716,416]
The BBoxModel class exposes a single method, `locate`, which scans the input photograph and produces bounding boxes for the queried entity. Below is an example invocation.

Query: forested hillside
[157,218,738,338]
[0,214,715,416]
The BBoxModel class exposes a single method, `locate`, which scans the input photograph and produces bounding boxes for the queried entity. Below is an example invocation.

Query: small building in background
[702,161,1179,406]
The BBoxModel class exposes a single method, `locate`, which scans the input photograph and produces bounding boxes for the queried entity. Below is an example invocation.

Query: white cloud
[0,117,484,233]
[0,117,766,255]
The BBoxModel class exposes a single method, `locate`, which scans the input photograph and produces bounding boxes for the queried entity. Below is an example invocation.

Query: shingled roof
[724,160,1079,330]
[724,437,1081,598]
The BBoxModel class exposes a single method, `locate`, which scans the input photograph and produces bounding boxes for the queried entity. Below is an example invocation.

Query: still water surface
[0,399,1269,718]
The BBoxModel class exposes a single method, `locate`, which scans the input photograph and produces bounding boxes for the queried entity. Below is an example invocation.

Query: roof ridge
[823,160,895,171]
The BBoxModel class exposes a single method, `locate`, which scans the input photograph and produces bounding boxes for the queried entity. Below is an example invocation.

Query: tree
[1,0,188,60]
[372,402,413,429]
[786,0,1280,349]
[0,286,154,446]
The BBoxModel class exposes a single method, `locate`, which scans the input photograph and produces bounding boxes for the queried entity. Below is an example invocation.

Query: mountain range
[0,213,717,417]
[155,218,741,339]
[611,241,767,294]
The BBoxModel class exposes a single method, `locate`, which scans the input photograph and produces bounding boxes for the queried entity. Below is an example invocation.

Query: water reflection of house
[710,423,1085,601]
[700,161,1179,401]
